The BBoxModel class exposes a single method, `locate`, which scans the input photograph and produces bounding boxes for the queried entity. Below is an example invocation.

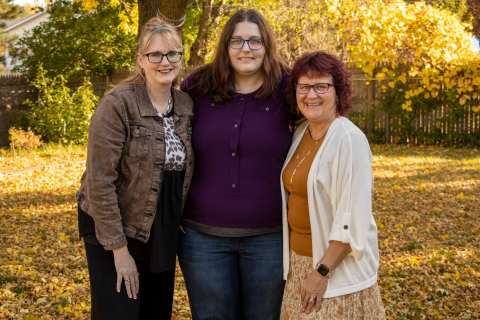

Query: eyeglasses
[142,51,183,63]
[228,38,265,50]
[294,83,335,94]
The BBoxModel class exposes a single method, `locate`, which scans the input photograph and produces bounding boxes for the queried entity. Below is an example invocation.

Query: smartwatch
[315,262,335,278]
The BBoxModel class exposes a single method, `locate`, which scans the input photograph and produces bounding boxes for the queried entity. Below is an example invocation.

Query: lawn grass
[0,144,479,319]
[0,143,87,172]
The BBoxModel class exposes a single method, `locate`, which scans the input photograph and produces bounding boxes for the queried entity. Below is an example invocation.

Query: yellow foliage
[8,128,43,154]
[74,0,137,34]
[327,0,480,108]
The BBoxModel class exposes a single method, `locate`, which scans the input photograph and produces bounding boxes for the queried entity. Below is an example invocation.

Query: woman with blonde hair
[76,17,194,319]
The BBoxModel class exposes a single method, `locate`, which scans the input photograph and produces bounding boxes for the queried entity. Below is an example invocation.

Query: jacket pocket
[128,125,152,158]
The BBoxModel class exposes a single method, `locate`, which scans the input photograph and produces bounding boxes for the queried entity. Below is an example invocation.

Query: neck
[309,112,338,140]
[234,71,264,94]
[145,80,172,113]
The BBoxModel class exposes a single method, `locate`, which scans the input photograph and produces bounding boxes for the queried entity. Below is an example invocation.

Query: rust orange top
[282,130,325,257]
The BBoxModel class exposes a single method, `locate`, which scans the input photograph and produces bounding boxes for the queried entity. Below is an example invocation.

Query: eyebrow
[145,50,179,54]
[231,35,263,39]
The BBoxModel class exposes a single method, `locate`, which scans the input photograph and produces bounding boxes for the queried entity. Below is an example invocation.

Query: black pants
[84,241,175,320]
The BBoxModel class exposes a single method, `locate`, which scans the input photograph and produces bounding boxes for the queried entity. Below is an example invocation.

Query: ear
[137,53,145,69]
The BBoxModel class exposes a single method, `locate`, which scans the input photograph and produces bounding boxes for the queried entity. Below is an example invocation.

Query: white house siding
[2,11,50,74]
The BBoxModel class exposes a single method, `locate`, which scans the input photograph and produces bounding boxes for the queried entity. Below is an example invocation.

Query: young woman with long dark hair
[178,9,292,320]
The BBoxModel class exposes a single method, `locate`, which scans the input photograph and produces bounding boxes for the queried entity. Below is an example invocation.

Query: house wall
[3,12,50,73]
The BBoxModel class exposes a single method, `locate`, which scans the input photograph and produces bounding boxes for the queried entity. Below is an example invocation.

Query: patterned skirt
[281,250,386,320]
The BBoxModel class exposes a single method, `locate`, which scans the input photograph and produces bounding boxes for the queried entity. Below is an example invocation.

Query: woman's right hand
[112,246,139,299]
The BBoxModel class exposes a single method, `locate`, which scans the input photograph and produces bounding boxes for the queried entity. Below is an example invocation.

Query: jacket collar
[135,83,193,118]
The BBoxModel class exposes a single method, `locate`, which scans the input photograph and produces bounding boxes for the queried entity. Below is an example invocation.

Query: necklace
[157,92,172,118]
[289,120,334,194]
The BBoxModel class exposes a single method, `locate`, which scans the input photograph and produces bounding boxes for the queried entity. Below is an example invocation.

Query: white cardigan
[281,117,379,298]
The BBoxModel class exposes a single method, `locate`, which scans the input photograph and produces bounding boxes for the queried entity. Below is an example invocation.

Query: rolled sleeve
[329,133,373,261]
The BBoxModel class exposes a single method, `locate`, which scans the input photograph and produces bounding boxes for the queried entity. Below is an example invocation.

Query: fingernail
[307,311,310,314]
[302,309,305,312]
[117,290,120,293]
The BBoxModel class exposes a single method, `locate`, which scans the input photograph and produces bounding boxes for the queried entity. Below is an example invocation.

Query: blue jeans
[177,226,285,320]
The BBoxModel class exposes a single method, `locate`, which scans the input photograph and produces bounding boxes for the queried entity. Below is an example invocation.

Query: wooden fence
[352,73,480,146]
[0,66,478,147]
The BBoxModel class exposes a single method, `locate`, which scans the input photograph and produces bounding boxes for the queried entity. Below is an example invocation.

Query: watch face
[317,264,329,276]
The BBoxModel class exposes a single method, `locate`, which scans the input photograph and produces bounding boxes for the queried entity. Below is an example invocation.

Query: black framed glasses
[294,83,335,94]
[142,51,183,63]
[228,38,265,50]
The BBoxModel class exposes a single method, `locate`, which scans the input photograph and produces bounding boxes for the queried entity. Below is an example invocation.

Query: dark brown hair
[187,9,289,102]
[286,51,354,116]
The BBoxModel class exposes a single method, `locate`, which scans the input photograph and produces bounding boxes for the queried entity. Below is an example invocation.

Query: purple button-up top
[180,73,293,228]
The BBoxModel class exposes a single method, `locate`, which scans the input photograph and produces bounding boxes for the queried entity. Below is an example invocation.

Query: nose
[306,87,318,99]
[241,40,252,53]
[159,56,170,65]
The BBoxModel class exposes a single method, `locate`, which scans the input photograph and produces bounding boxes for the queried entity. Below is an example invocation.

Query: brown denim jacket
[76,83,195,250]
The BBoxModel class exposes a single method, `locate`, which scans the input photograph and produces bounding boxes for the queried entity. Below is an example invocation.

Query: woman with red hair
[280,51,386,319]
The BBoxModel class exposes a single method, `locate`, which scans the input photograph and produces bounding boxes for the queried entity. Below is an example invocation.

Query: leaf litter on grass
[0,144,87,172]
[0,144,479,319]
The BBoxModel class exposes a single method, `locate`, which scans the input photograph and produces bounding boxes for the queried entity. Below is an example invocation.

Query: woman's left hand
[301,271,328,314]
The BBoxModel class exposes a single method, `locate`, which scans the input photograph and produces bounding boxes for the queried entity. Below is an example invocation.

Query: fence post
[386,112,390,144]
[366,81,374,138]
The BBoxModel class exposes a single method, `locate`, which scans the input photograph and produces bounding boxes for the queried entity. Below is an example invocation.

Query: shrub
[8,127,43,155]
[23,65,98,144]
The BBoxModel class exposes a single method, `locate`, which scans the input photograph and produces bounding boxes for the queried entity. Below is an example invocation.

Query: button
[211,103,215,106]
[232,153,235,156]
[232,184,236,188]
[344,225,348,230]
[186,137,190,141]
[266,107,269,111]
[234,124,238,128]
[240,98,244,100]
[184,184,188,189]
[134,129,140,135]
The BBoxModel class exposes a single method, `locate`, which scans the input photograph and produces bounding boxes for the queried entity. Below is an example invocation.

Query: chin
[239,68,260,75]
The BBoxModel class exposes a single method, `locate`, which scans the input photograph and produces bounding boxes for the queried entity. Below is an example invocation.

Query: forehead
[232,21,262,38]
[145,35,179,53]
[297,74,333,84]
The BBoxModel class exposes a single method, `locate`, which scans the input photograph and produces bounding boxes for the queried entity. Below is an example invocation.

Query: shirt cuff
[329,228,355,257]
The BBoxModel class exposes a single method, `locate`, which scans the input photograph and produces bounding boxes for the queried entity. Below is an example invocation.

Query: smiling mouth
[306,103,322,107]
[239,57,254,61]
[157,69,172,74]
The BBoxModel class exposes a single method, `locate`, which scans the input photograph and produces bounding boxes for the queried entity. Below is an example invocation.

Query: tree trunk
[467,0,480,37]
[137,0,195,40]
[188,0,214,67]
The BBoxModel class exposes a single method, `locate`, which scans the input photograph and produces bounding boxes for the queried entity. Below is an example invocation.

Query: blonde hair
[117,17,184,87]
